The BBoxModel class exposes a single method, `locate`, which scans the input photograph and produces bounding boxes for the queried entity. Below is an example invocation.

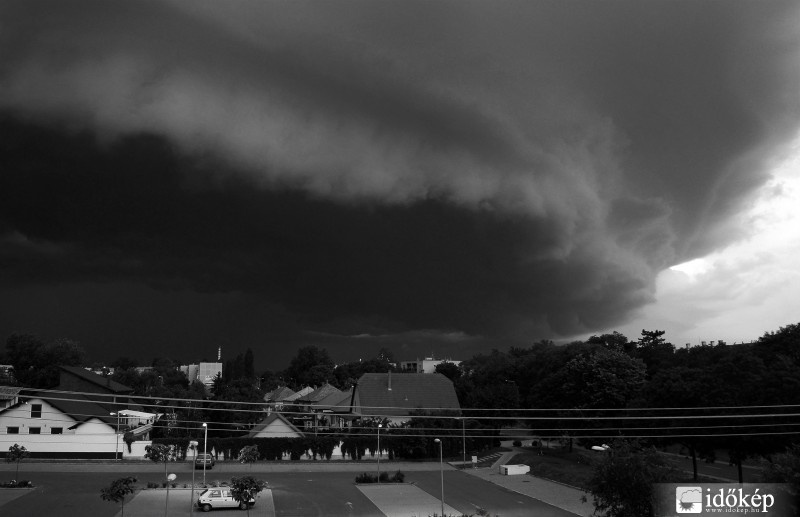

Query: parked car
[196,488,255,512]
[195,453,216,469]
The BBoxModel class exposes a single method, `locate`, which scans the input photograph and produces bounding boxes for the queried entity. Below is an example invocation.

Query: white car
[196,488,255,512]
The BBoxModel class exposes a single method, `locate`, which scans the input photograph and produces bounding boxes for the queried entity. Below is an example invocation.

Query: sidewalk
[461,449,594,517]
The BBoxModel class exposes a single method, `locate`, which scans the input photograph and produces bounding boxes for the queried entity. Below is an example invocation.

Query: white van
[196,488,255,512]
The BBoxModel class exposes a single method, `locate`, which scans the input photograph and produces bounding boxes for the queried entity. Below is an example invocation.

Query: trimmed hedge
[151,423,498,462]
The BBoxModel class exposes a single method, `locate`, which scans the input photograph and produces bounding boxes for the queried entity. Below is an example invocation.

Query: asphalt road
[0,462,579,517]
[413,470,577,517]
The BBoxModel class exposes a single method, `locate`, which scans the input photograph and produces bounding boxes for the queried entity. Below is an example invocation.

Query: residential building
[56,366,133,411]
[263,386,296,410]
[284,386,313,402]
[399,357,461,374]
[343,372,461,424]
[0,386,22,411]
[313,388,353,430]
[245,413,305,439]
[293,383,342,430]
[0,391,119,458]
[0,365,15,385]
[180,362,222,390]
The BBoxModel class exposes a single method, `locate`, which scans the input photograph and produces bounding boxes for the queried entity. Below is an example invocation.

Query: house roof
[284,386,313,402]
[296,383,342,404]
[350,373,461,418]
[0,386,23,400]
[315,388,353,412]
[245,412,304,438]
[0,390,117,427]
[59,366,133,394]
[263,386,296,403]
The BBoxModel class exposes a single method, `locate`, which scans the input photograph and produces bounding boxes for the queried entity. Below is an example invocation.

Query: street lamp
[109,412,121,460]
[456,417,466,466]
[188,440,198,516]
[434,438,444,517]
[165,472,176,517]
[376,423,383,480]
[202,423,208,485]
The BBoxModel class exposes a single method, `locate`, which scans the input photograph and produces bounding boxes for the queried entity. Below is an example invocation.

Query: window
[6,427,19,434]
[29,427,41,434]
[31,403,42,418]
[51,427,63,434]
[210,490,221,498]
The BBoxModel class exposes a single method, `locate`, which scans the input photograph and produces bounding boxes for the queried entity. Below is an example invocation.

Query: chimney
[388,370,392,391]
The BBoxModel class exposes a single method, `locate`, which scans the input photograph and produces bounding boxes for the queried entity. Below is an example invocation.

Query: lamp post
[188,440,198,515]
[202,423,208,485]
[165,472,176,517]
[461,417,466,466]
[109,412,121,460]
[434,438,444,517]
[376,423,382,481]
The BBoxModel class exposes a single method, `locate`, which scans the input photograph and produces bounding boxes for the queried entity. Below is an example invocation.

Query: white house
[244,413,305,439]
[0,391,120,459]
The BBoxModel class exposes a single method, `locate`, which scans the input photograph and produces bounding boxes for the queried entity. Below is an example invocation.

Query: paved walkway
[357,483,460,517]
[459,450,594,517]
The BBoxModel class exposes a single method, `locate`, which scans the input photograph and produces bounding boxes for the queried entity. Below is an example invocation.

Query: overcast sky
[1,0,799,370]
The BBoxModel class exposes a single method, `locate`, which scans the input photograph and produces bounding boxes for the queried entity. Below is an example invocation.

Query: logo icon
[676,486,703,513]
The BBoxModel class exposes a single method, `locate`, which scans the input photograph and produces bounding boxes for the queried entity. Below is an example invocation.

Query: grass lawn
[508,448,596,490]
[509,446,723,491]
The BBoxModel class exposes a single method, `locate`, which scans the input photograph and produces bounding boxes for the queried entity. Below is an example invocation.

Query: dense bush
[354,470,405,483]
[150,427,495,462]
[0,480,32,488]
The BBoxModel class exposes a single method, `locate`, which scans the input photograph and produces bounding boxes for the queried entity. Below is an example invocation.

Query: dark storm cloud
[1,0,799,360]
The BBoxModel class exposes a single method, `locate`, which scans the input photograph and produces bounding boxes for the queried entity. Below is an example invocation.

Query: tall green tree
[244,348,255,380]
[584,441,674,517]
[636,330,675,376]
[4,333,86,388]
[283,346,335,388]
[434,361,462,382]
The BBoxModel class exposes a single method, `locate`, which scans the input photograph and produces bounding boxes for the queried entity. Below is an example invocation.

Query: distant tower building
[218,346,222,361]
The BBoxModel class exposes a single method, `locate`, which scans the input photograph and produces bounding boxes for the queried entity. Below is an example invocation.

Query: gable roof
[245,412,304,438]
[0,386,23,401]
[296,383,342,404]
[263,386,296,403]
[284,386,313,402]
[59,366,133,394]
[351,373,461,418]
[0,390,117,428]
[316,388,353,412]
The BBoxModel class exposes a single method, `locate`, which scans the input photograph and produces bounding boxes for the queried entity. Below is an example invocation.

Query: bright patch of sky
[613,134,800,346]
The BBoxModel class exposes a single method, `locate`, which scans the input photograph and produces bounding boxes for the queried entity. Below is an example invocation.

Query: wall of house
[253,420,303,439]
[123,440,151,459]
[0,429,117,458]
[0,404,117,459]
[0,398,77,436]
